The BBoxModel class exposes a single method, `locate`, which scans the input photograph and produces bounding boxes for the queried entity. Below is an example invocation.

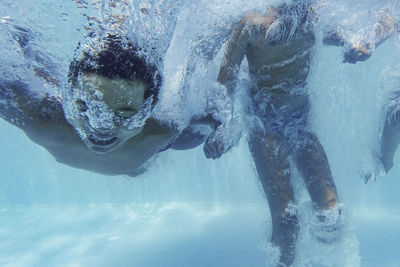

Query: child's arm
[323,8,399,64]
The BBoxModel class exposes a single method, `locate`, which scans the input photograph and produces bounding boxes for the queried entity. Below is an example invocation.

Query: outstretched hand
[360,152,386,184]
[203,118,241,159]
[203,132,225,159]
[343,41,372,64]
[361,165,386,184]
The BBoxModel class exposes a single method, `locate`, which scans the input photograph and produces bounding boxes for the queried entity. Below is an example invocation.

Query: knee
[317,191,338,210]
[307,179,339,210]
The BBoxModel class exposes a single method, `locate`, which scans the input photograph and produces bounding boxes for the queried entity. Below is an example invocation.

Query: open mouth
[87,134,118,146]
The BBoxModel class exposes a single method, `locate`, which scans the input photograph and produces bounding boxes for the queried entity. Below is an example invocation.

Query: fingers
[203,139,225,160]
[217,141,225,156]
[203,143,212,159]
[204,142,219,159]
[343,47,371,64]
[362,172,372,184]
[343,50,357,64]
[343,53,354,64]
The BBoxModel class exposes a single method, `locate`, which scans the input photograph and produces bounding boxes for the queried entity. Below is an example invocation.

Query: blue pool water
[1,1,400,266]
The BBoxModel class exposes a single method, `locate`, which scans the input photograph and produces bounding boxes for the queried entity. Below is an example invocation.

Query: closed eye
[115,108,137,118]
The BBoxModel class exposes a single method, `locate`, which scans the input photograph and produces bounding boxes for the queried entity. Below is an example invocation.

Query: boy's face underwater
[68,73,149,154]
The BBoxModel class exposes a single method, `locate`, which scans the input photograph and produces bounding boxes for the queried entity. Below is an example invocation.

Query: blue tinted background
[1,0,400,266]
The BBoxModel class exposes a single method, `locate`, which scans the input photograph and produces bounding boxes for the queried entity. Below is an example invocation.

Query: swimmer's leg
[249,132,298,267]
[380,104,400,174]
[293,130,338,210]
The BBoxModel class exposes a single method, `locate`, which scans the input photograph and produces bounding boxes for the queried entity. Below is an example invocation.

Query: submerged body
[217,3,339,265]
[217,2,400,264]
[0,30,221,176]
[0,79,178,176]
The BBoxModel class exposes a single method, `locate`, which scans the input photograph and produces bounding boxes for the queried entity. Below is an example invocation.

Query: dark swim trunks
[247,89,310,138]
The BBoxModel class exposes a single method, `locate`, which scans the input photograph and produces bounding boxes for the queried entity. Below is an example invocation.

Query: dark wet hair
[69,35,161,106]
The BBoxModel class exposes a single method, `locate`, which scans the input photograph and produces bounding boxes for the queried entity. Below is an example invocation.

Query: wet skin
[1,74,177,176]
[380,108,400,173]
[218,7,338,266]
[1,71,221,176]
[68,73,150,154]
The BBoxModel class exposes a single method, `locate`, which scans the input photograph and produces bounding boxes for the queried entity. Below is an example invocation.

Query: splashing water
[1,0,400,266]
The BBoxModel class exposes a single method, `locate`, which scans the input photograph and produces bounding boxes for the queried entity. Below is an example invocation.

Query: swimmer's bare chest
[246,31,316,92]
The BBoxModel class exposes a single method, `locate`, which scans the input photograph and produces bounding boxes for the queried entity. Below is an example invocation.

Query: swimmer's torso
[247,30,315,91]
[241,7,316,118]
